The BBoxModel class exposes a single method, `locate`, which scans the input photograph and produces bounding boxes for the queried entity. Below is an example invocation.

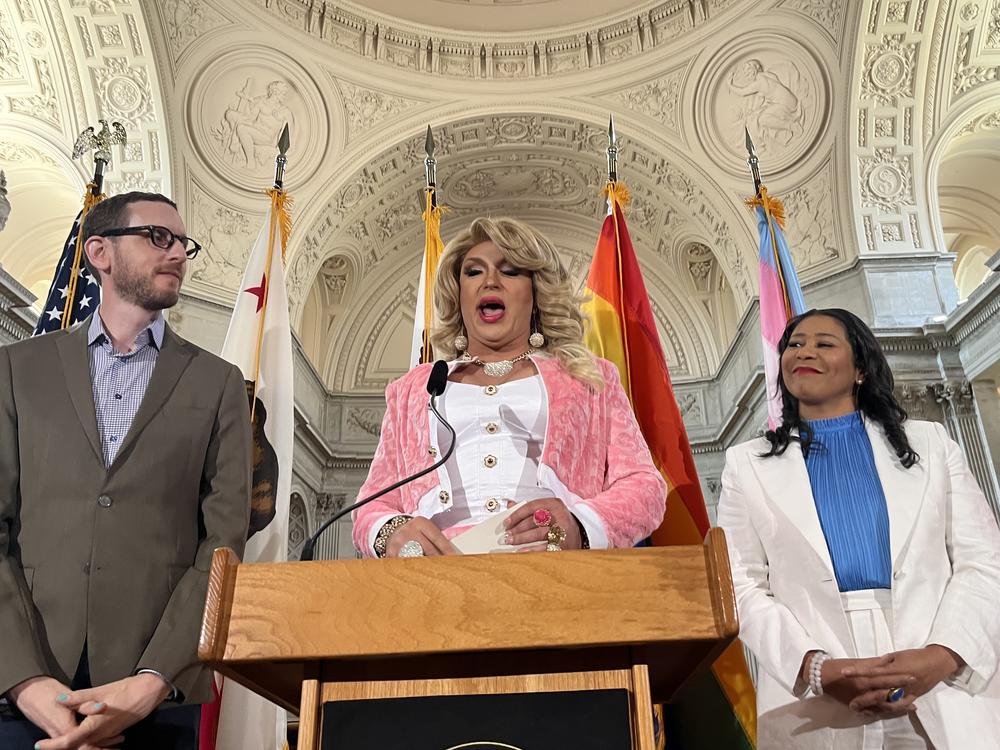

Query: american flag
[33,211,102,335]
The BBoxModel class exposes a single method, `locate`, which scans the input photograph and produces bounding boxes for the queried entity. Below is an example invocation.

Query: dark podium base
[321,688,633,749]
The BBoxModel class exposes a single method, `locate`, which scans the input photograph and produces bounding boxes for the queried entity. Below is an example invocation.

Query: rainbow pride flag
[748,187,806,429]
[583,181,756,749]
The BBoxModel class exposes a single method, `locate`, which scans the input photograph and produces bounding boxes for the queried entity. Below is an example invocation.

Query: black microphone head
[427,360,449,397]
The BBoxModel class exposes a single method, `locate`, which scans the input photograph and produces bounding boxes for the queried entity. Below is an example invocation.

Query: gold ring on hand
[546,525,567,545]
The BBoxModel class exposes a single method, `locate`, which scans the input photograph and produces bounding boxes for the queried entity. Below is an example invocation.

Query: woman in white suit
[718,308,1000,749]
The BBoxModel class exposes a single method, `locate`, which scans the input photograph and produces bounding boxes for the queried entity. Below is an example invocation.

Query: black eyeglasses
[100,225,202,259]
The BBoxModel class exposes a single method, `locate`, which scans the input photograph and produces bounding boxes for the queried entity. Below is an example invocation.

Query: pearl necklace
[463,348,537,378]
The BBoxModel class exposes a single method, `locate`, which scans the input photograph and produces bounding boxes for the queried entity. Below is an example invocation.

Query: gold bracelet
[373,515,413,558]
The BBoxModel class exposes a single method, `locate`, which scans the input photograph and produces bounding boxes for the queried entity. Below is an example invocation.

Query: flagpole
[745,127,762,199]
[249,123,290,420]
[606,114,619,184]
[418,125,440,364]
[62,121,125,328]
[606,114,634,391]
[745,129,793,318]
[424,124,437,209]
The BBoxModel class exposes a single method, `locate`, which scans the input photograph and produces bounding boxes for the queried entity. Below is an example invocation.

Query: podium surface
[200,528,738,749]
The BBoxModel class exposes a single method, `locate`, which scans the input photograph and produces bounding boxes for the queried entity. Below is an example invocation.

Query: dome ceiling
[352,0,655,33]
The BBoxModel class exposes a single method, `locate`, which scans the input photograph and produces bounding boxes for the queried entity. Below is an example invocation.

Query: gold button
[439,490,450,503]
[485,497,500,512]
[484,454,497,468]
[484,385,498,396]
[427,446,438,456]
[485,421,499,434]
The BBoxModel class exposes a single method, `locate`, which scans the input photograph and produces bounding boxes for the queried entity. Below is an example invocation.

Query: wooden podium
[199,527,738,750]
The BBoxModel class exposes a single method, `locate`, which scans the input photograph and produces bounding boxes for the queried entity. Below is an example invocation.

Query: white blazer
[718,418,1000,750]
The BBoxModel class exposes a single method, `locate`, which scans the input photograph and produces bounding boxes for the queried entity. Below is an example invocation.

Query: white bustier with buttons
[429,375,550,532]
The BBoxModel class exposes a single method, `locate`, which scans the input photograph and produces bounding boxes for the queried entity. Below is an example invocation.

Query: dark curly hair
[762,308,919,468]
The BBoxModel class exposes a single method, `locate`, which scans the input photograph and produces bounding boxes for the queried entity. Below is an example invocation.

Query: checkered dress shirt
[87,309,165,467]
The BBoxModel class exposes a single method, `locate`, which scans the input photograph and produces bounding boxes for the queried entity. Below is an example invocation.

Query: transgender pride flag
[750,187,806,429]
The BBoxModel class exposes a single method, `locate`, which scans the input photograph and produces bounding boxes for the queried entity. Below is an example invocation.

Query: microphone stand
[299,389,456,561]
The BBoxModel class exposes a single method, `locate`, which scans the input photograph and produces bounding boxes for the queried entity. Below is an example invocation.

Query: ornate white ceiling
[0,0,171,299]
[2,0,999,395]
[349,0,653,34]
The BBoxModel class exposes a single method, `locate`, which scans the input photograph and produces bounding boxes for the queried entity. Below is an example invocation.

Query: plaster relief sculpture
[859,147,914,212]
[954,27,1000,97]
[106,170,159,195]
[782,0,844,31]
[189,49,327,192]
[8,58,58,126]
[615,69,684,132]
[214,80,295,169]
[339,80,422,138]
[320,255,353,306]
[162,0,229,63]
[687,243,715,293]
[0,141,59,168]
[727,59,805,150]
[696,36,828,179]
[861,34,917,106]
[188,183,255,290]
[0,8,23,80]
[781,169,841,269]
[93,57,154,129]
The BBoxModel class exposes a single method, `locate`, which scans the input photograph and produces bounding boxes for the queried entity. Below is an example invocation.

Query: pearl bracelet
[808,651,832,696]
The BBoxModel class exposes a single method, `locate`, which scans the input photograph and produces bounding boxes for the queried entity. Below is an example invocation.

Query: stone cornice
[0,263,37,343]
[250,0,743,81]
[945,272,1000,345]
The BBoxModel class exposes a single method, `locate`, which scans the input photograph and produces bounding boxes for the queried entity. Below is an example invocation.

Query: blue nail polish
[56,693,68,702]
[34,744,41,750]
[94,702,105,709]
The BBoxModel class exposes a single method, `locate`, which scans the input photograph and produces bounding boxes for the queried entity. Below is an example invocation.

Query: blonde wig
[430,216,604,387]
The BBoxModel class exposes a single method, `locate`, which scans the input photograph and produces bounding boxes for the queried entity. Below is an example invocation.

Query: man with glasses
[0,192,252,749]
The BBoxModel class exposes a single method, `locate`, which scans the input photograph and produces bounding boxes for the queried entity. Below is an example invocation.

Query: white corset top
[432,375,550,532]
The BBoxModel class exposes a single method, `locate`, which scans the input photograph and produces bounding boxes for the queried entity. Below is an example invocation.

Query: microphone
[426,358,448,397]
[299,361,456,561]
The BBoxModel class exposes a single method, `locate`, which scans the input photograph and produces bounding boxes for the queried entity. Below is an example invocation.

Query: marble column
[933,380,1000,519]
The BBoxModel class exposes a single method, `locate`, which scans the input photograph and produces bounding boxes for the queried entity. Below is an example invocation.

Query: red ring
[533,508,553,527]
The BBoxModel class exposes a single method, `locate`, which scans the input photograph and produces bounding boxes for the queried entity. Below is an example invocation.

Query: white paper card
[450,502,535,555]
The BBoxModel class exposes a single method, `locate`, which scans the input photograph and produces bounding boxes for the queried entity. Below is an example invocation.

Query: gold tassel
[745,185,786,229]
[604,180,632,208]
[267,187,294,264]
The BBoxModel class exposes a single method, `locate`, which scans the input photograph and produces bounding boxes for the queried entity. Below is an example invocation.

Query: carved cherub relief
[727,58,806,150]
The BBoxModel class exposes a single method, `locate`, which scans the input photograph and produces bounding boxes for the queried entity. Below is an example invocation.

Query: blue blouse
[803,412,892,591]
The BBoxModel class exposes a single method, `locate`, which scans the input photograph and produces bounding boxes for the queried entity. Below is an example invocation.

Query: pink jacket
[352,354,666,556]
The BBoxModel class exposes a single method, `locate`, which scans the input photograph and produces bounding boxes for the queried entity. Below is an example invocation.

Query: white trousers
[842,589,935,750]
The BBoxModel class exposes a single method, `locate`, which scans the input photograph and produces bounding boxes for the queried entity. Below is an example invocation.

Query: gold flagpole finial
[274,123,290,189]
[745,127,762,197]
[607,114,619,183]
[424,125,438,208]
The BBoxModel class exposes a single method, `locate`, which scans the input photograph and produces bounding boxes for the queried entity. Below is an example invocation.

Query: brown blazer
[0,319,251,703]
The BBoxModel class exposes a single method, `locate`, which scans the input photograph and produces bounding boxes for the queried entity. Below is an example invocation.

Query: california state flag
[207,189,294,750]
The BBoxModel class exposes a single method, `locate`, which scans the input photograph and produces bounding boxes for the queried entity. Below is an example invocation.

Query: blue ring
[887,687,905,703]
